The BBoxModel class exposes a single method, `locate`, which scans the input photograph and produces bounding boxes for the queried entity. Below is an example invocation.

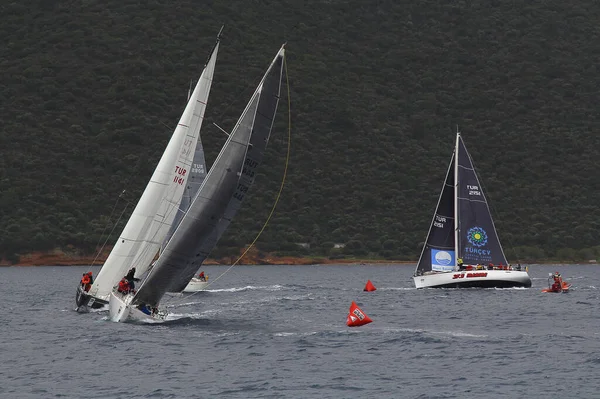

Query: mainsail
[87,41,219,301]
[455,135,508,266]
[132,46,285,307]
[162,84,210,251]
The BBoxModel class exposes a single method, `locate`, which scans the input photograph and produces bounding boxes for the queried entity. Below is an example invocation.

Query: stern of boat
[182,278,210,293]
[109,291,166,323]
[109,291,132,322]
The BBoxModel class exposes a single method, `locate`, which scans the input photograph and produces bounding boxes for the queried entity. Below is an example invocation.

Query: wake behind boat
[413,130,532,289]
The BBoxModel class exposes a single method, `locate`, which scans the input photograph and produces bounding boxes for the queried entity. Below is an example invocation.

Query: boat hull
[109,291,165,323]
[75,286,108,311]
[413,270,532,289]
[182,278,209,293]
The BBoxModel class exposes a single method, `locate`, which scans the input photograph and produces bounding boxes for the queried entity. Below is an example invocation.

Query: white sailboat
[109,45,286,323]
[75,35,220,310]
[413,130,532,289]
[182,275,210,293]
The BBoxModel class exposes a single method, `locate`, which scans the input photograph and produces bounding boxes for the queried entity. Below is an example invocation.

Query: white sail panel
[89,44,219,301]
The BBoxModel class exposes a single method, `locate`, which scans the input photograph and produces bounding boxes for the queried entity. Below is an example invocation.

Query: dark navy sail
[455,135,508,266]
[414,156,456,274]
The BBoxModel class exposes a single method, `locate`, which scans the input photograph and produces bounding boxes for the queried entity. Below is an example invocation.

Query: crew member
[198,271,206,281]
[117,278,130,294]
[81,272,93,292]
[125,267,140,291]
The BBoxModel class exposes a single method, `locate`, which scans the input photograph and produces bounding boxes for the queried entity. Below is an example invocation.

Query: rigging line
[86,190,126,272]
[89,203,131,269]
[168,52,292,305]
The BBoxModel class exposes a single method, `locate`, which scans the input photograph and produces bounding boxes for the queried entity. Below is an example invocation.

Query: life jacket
[118,279,129,293]
[82,275,91,285]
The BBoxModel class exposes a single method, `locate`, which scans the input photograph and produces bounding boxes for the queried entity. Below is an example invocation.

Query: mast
[453,127,460,266]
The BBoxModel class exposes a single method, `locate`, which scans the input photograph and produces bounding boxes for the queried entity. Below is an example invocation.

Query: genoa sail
[86,41,219,303]
[455,135,508,266]
[414,155,456,275]
[131,46,285,307]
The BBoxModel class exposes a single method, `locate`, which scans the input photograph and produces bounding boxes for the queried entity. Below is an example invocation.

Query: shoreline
[1,250,414,267]
[1,250,596,267]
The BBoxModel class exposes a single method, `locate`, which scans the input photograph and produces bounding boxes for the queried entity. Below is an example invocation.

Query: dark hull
[75,286,108,311]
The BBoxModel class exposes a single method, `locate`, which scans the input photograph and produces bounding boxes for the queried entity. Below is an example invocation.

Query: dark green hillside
[2,0,600,263]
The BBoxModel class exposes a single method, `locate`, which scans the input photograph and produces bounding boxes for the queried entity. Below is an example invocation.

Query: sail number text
[242,158,258,178]
[233,183,249,201]
[467,185,482,196]
[173,166,187,185]
[434,215,447,228]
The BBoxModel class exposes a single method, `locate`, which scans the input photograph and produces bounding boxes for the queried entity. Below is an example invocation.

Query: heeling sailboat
[413,130,532,289]
[109,45,286,323]
[75,36,220,310]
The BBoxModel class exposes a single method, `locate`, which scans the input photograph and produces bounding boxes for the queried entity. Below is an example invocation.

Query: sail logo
[467,227,488,247]
[431,249,455,271]
[434,251,452,265]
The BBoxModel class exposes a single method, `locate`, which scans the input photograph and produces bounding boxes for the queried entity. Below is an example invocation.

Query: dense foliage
[2,0,600,263]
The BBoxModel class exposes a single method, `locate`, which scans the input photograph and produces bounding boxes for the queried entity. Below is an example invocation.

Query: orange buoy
[346,301,373,327]
[364,280,376,292]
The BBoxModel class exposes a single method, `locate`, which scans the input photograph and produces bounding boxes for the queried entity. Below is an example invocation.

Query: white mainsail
[88,42,219,302]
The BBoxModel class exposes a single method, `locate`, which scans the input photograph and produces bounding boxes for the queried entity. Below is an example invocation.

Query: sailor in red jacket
[117,278,130,294]
[80,272,93,292]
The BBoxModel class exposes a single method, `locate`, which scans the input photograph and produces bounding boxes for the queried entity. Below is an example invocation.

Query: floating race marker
[364,280,376,291]
[346,301,373,327]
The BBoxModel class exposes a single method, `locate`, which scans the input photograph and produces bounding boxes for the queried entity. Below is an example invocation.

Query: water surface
[1,264,599,398]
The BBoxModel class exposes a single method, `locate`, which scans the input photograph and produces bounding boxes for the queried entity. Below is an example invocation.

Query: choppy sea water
[1,264,599,398]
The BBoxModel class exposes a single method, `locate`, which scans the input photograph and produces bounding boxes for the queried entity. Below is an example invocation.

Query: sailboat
[75,33,220,311]
[413,130,532,289]
[109,45,286,323]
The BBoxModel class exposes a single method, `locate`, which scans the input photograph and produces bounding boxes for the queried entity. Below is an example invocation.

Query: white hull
[182,278,209,293]
[109,291,165,323]
[413,269,531,289]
